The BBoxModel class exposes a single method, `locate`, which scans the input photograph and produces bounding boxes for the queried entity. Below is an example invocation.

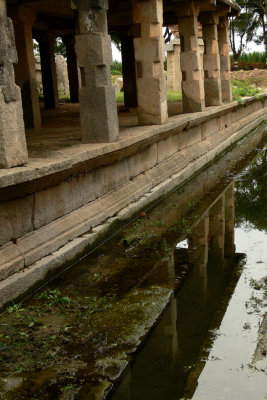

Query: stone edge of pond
[0,116,266,311]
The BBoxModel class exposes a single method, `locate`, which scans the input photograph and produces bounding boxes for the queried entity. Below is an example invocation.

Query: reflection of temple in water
[112,173,244,400]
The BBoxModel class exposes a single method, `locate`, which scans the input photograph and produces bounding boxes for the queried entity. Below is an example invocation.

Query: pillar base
[0,89,28,168]
[204,78,222,106]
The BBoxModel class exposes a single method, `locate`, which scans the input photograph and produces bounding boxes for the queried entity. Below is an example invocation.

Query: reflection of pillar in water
[167,252,176,289]
[224,182,235,256]
[209,194,225,263]
[188,215,209,295]
[164,293,179,363]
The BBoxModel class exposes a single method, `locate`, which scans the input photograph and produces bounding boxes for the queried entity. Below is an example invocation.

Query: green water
[0,128,266,399]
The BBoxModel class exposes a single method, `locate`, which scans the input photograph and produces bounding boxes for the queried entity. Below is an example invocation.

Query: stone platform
[0,95,267,308]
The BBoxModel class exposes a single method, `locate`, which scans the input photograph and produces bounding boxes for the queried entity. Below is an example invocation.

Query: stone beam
[74,0,119,143]
[176,1,205,113]
[0,0,28,168]
[10,5,41,128]
[218,15,232,102]
[132,0,168,125]
[199,11,222,106]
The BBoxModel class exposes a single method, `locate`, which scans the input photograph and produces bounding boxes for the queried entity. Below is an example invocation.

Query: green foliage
[232,79,260,100]
[235,149,267,231]
[111,60,122,75]
[167,90,182,102]
[36,289,71,307]
[54,38,66,58]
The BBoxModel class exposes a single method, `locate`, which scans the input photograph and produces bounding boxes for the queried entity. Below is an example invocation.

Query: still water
[0,128,266,399]
[111,142,267,399]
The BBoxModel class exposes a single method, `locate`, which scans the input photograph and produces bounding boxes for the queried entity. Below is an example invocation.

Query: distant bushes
[111,60,122,75]
[231,52,266,70]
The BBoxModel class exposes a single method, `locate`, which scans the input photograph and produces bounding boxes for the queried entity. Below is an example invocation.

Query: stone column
[166,39,182,91]
[132,0,168,125]
[37,33,59,109]
[74,0,119,143]
[209,195,225,263]
[121,36,137,108]
[176,1,205,113]
[218,16,232,102]
[224,182,235,256]
[0,1,28,168]
[11,6,41,128]
[63,35,79,103]
[199,12,222,106]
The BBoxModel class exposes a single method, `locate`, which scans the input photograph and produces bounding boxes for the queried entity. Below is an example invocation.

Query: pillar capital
[176,1,200,18]
[198,11,219,26]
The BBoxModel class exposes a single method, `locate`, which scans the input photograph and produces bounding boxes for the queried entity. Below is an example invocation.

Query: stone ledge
[0,96,266,194]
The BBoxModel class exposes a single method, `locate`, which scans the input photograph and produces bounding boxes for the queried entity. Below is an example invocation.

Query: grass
[115,79,261,104]
[231,79,260,101]
[115,90,182,104]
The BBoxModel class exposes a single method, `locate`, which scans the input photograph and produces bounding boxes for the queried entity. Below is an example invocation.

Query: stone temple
[1,0,267,307]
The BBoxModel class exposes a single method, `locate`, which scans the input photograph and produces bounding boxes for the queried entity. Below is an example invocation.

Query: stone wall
[0,95,266,307]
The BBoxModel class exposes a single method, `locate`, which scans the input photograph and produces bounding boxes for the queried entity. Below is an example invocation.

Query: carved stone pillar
[199,12,222,106]
[11,5,41,128]
[132,0,168,125]
[0,0,28,168]
[176,1,205,113]
[37,32,59,109]
[63,35,79,103]
[121,36,137,108]
[166,39,182,91]
[74,0,119,143]
[218,16,232,102]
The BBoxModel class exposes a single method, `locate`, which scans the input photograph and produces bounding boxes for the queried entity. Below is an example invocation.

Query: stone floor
[25,102,184,158]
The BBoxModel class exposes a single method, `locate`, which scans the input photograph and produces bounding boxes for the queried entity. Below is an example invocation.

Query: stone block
[128,143,158,179]
[0,195,33,246]
[0,242,24,282]
[79,86,119,143]
[0,89,28,168]
[179,126,201,150]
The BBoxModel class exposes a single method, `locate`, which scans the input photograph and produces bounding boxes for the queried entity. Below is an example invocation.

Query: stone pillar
[209,195,225,263]
[0,1,28,168]
[132,0,168,125]
[218,16,232,103]
[199,12,222,106]
[38,33,59,109]
[121,36,137,108]
[74,0,119,143]
[11,6,41,128]
[63,35,79,103]
[166,39,182,91]
[176,1,205,113]
[224,183,235,256]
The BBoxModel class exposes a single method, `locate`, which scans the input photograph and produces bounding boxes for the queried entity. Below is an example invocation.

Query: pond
[0,126,266,399]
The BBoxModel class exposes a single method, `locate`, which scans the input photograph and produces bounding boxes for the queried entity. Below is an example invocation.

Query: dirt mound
[231,69,267,88]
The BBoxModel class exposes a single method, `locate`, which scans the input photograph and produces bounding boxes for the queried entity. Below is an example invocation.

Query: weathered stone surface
[0,195,33,245]
[0,242,24,282]
[56,54,69,96]
[177,4,205,113]
[75,4,119,143]
[133,0,168,125]
[0,10,28,168]
[166,39,182,91]
[218,16,232,103]
[0,89,28,168]
[113,76,123,94]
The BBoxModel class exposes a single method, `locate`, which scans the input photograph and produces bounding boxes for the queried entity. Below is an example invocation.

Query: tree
[229,0,261,61]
